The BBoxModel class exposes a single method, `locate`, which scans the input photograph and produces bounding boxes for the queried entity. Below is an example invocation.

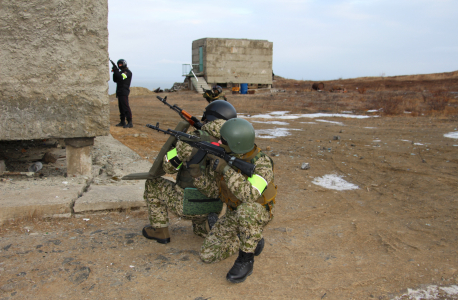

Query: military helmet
[117,59,127,68]
[220,118,255,154]
[212,85,223,94]
[201,100,237,122]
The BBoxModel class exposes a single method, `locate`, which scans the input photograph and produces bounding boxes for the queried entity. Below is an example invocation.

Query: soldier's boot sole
[142,225,170,244]
[226,269,253,283]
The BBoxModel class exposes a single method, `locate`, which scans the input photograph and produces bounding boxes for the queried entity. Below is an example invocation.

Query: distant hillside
[274,70,458,92]
[351,70,458,82]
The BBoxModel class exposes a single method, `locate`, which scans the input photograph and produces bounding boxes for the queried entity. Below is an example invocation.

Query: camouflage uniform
[203,91,227,102]
[143,119,225,238]
[193,147,276,263]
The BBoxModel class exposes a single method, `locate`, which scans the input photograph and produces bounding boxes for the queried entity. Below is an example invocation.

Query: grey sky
[108,0,458,92]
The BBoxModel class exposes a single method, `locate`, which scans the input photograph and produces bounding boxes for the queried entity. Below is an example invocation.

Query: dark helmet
[212,85,223,94]
[201,100,237,122]
[220,118,255,154]
[117,59,127,68]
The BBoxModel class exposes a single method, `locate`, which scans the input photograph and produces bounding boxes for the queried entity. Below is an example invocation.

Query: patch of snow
[316,119,345,126]
[252,120,290,125]
[247,112,374,120]
[255,128,301,139]
[444,132,458,139]
[391,285,458,300]
[268,111,290,115]
[312,174,359,191]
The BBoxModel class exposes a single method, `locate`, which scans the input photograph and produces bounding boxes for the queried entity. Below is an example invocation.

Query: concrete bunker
[0,0,110,177]
[184,38,273,93]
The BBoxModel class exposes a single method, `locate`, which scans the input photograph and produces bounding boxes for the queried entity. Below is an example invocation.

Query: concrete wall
[0,0,110,141]
[192,38,273,86]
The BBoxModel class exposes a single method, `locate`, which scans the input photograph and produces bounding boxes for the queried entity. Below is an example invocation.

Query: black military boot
[115,120,126,127]
[254,238,265,256]
[123,121,133,128]
[226,250,254,283]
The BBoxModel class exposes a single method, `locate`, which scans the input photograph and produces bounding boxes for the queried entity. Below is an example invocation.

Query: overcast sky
[108,0,458,92]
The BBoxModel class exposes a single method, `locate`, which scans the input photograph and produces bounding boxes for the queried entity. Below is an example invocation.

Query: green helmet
[220,118,255,154]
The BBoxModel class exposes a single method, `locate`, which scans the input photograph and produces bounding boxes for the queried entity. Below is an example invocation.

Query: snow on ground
[312,174,359,191]
[248,111,375,137]
[255,128,301,139]
[391,285,458,300]
[251,120,290,125]
[444,132,458,139]
[247,112,374,120]
[316,119,345,126]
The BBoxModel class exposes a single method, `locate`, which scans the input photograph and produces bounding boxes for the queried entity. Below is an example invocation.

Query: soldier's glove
[187,164,202,178]
[208,155,231,175]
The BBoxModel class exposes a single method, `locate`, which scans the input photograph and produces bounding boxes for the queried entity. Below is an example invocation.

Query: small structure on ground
[184,38,273,93]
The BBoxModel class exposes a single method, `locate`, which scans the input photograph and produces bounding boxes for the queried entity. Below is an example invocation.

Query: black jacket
[113,67,132,97]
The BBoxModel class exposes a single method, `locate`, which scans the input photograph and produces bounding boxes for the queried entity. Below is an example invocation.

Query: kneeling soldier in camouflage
[142,100,237,243]
[191,118,277,283]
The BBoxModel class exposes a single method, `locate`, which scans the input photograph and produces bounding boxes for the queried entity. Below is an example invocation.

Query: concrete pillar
[65,138,94,177]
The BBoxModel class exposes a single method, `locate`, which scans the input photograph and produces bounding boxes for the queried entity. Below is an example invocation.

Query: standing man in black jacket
[112,59,133,128]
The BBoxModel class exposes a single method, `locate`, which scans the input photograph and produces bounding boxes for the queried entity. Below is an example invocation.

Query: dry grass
[428,90,450,111]
[357,87,367,94]
[260,74,458,118]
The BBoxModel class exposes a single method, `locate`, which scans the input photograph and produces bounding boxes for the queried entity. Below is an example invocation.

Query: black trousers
[117,95,132,122]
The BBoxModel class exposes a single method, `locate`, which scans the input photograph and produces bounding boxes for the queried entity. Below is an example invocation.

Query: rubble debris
[28,161,43,172]
[43,152,59,164]
[330,86,347,93]
[301,163,310,170]
[312,82,325,91]
[1,171,36,177]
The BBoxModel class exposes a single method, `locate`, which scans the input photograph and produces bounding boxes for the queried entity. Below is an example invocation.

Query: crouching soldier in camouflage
[191,118,277,283]
[142,100,237,244]
[203,85,227,103]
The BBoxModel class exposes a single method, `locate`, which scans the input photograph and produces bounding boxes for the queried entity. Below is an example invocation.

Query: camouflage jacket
[193,146,274,203]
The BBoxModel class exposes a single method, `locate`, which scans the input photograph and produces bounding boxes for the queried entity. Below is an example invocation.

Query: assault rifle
[157,96,204,129]
[110,59,118,72]
[146,123,256,177]
[203,88,213,95]
[202,88,214,103]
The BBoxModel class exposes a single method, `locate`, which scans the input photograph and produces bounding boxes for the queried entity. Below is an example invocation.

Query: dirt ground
[1,75,458,299]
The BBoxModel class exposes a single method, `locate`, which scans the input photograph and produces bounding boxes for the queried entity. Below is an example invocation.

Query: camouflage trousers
[200,202,273,263]
[143,178,209,238]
